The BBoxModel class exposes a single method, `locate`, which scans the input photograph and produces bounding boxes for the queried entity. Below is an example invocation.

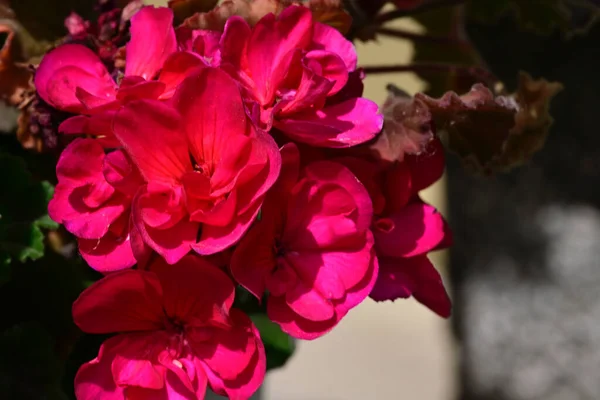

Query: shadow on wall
[449,16,600,400]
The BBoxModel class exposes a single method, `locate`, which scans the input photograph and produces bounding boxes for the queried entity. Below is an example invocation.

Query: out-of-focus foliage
[0,153,57,267]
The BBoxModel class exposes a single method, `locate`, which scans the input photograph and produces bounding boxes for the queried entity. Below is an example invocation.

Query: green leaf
[0,153,57,265]
[251,313,296,371]
[0,322,68,400]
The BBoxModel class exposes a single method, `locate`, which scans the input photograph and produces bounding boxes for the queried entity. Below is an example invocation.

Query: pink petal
[276,57,333,116]
[406,137,446,193]
[112,333,168,389]
[117,79,166,102]
[78,232,136,273]
[384,161,413,213]
[304,50,348,95]
[230,219,277,299]
[369,256,415,302]
[192,30,222,66]
[220,17,251,72]
[55,138,104,183]
[125,6,177,79]
[103,149,144,197]
[132,191,198,264]
[171,68,246,169]
[72,270,164,334]
[294,160,373,238]
[246,6,313,104]
[310,22,357,71]
[373,202,446,258]
[275,97,383,148]
[74,336,126,400]
[34,44,116,112]
[267,295,337,340]
[158,51,205,98]
[59,112,116,139]
[113,99,191,182]
[196,310,266,399]
[370,256,451,318]
[150,255,235,326]
[286,282,335,321]
[338,244,379,312]
[334,156,386,215]
[193,199,261,255]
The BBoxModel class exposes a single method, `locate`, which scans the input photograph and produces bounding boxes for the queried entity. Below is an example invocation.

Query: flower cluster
[35,4,450,399]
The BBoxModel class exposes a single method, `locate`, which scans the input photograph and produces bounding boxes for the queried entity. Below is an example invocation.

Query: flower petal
[150,255,235,326]
[72,269,164,334]
[74,336,126,400]
[275,97,383,148]
[125,6,177,79]
[310,22,357,71]
[34,44,116,112]
[374,202,446,258]
[113,99,191,182]
[78,232,136,273]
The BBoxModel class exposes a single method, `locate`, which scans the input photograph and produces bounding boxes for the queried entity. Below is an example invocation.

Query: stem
[376,0,466,25]
[361,63,498,87]
[376,27,468,47]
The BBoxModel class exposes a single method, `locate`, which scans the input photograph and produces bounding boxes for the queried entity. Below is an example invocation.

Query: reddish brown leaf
[416,83,517,173]
[493,71,563,171]
[0,23,32,107]
[416,72,563,174]
[369,86,435,162]
[182,0,351,33]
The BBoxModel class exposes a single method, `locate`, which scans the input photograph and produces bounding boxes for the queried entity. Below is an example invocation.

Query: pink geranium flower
[113,67,281,264]
[49,138,143,272]
[220,6,383,148]
[73,256,265,400]
[34,6,181,140]
[231,144,378,339]
[339,139,452,317]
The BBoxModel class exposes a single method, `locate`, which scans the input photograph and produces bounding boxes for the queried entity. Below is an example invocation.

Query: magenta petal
[35,44,116,112]
[374,202,446,258]
[74,336,126,400]
[197,310,266,399]
[303,50,348,95]
[78,232,136,273]
[369,257,415,302]
[158,51,206,98]
[245,6,313,104]
[113,99,190,182]
[132,188,197,264]
[310,22,357,71]
[406,138,446,193]
[111,333,167,389]
[275,97,383,148]
[125,6,177,79]
[72,270,164,333]
[286,283,335,321]
[370,256,451,318]
[411,258,452,318]
[267,295,337,340]
[194,200,261,255]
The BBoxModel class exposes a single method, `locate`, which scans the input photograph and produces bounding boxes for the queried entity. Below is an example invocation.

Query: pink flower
[339,139,452,317]
[113,67,281,264]
[35,6,178,140]
[49,139,143,272]
[73,256,265,400]
[370,198,452,317]
[231,144,378,339]
[220,6,383,148]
